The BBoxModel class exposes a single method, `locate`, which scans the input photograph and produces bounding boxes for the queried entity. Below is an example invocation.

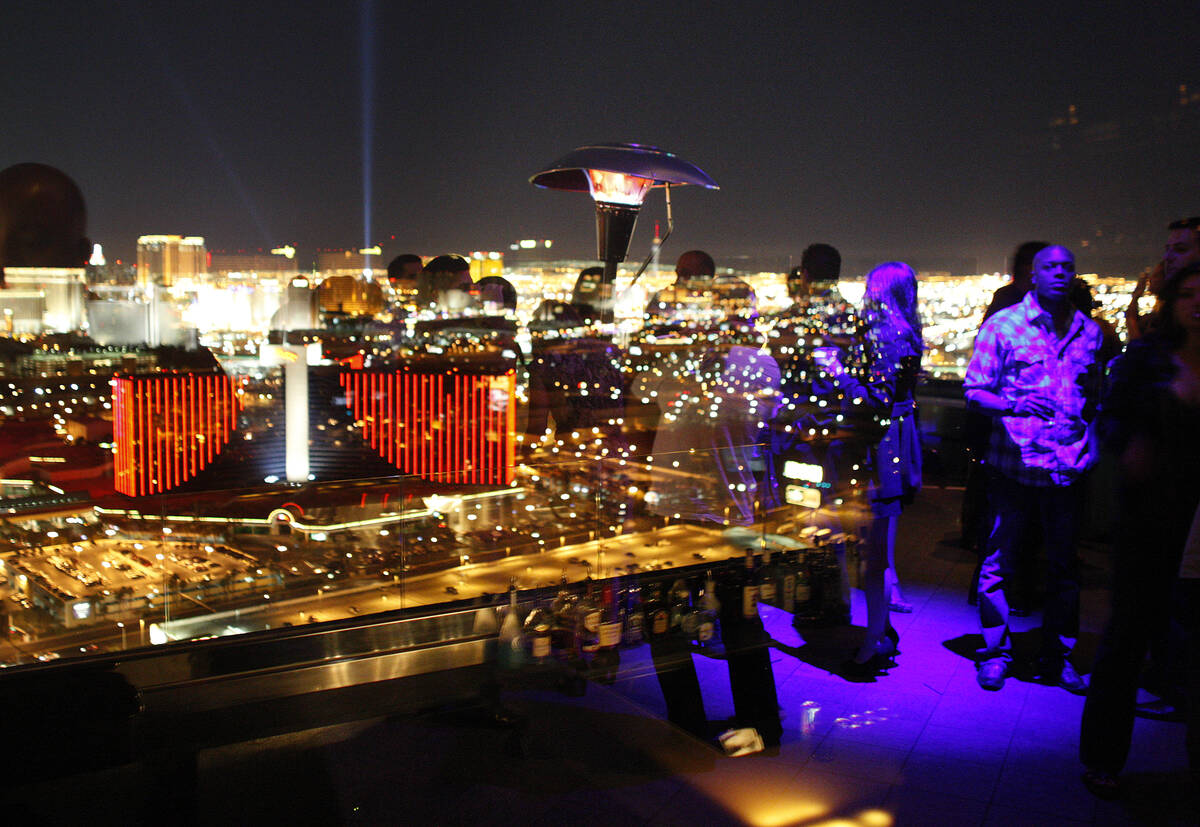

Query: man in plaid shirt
[964,245,1103,692]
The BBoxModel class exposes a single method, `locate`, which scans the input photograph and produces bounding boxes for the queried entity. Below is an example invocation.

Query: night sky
[4,1,1199,274]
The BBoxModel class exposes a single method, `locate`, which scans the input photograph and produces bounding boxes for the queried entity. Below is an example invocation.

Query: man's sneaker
[977,660,1007,691]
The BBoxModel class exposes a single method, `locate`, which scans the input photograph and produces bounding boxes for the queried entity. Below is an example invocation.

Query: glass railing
[0,265,1129,672]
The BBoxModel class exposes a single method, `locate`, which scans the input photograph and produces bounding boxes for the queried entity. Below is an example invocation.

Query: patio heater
[530,142,717,322]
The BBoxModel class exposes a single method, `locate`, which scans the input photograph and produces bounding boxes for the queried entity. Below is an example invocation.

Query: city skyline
[4,2,1200,273]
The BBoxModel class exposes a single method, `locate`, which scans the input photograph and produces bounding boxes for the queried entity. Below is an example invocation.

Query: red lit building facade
[111,373,241,496]
[339,368,516,486]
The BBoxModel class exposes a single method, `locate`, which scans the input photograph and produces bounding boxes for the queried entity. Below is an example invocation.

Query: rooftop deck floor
[18,486,1196,826]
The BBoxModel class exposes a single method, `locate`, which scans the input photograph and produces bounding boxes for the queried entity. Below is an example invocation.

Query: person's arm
[1124,266,1157,342]
[1097,341,1154,454]
[963,322,1054,418]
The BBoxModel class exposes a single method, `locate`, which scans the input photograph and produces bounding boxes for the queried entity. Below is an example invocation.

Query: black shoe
[977,660,1007,691]
[1082,768,1120,800]
[884,626,900,651]
[1056,662,1089,695]
[1036,658,1088,694]
[1134,698,1180,720]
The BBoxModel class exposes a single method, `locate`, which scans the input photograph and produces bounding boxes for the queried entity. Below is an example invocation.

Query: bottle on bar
[741,549,759,619]
[806,538,825,621]
[497,579,526,670]
[778,548,796,613]
[644,580,670,640]
[669,577,693,635]
[694,570,720,647]
[598,579,624,652]
[577,576,601,654]
[593,579,623,684]
[623,577,645,645]
[549,572,578,656]
[758,546,778,607]
[523,602,553,663]
[793,549,811,613]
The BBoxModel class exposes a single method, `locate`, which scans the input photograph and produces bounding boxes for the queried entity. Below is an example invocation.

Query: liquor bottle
[779,548,798,614]
[577,576,601,654]
[497,580,526,670]
[549,572,578,655]
[793,549,811,612]
[821,547,848,624]
[593,579,623,684]
[668,577,692,634]
[644,581,670,640]
[758,547,778,607]
[523,602,553,663]
[741,549,759,619]
[806,543,826,622]
[693,570,720,647]
[597,579,624,652]
[623,578,645,645]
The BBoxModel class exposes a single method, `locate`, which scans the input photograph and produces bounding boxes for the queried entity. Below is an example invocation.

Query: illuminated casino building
[317,249,382,277]
[340,364,516,486]
[108,358,516,495]
[318,275,385,317]
[111,372,241,496]
[0,268,87,334]
[136,235,207,288]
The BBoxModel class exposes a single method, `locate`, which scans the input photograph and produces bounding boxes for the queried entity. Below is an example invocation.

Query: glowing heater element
[112,373,241,497]
[585,169,654,206]
[339,368,516,486]
[531,143,718,323]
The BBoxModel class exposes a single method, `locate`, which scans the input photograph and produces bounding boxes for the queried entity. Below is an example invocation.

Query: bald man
[0,163,91,284]
[964,245,1103,693]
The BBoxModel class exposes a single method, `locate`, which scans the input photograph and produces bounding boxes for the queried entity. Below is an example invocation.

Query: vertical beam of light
[360,0,376,271]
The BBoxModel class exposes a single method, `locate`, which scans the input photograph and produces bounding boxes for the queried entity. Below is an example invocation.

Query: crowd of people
[388,224,1199,796]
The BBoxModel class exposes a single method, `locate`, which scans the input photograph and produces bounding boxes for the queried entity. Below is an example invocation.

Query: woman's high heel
[841,633,899,678]
[839,652,890,679]
[885,626,901,652]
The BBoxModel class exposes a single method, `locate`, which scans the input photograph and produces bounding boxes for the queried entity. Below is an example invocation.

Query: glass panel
[0,252,1135,671]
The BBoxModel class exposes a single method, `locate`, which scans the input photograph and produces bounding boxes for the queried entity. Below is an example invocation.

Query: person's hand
[1012,394,1056,419]
[1170,364,1200,405]
[812,346,844,375]
[1130,269,1149,301]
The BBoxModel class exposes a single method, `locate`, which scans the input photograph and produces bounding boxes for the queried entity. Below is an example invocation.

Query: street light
[116,621,126,649]
[530,142,718,322]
